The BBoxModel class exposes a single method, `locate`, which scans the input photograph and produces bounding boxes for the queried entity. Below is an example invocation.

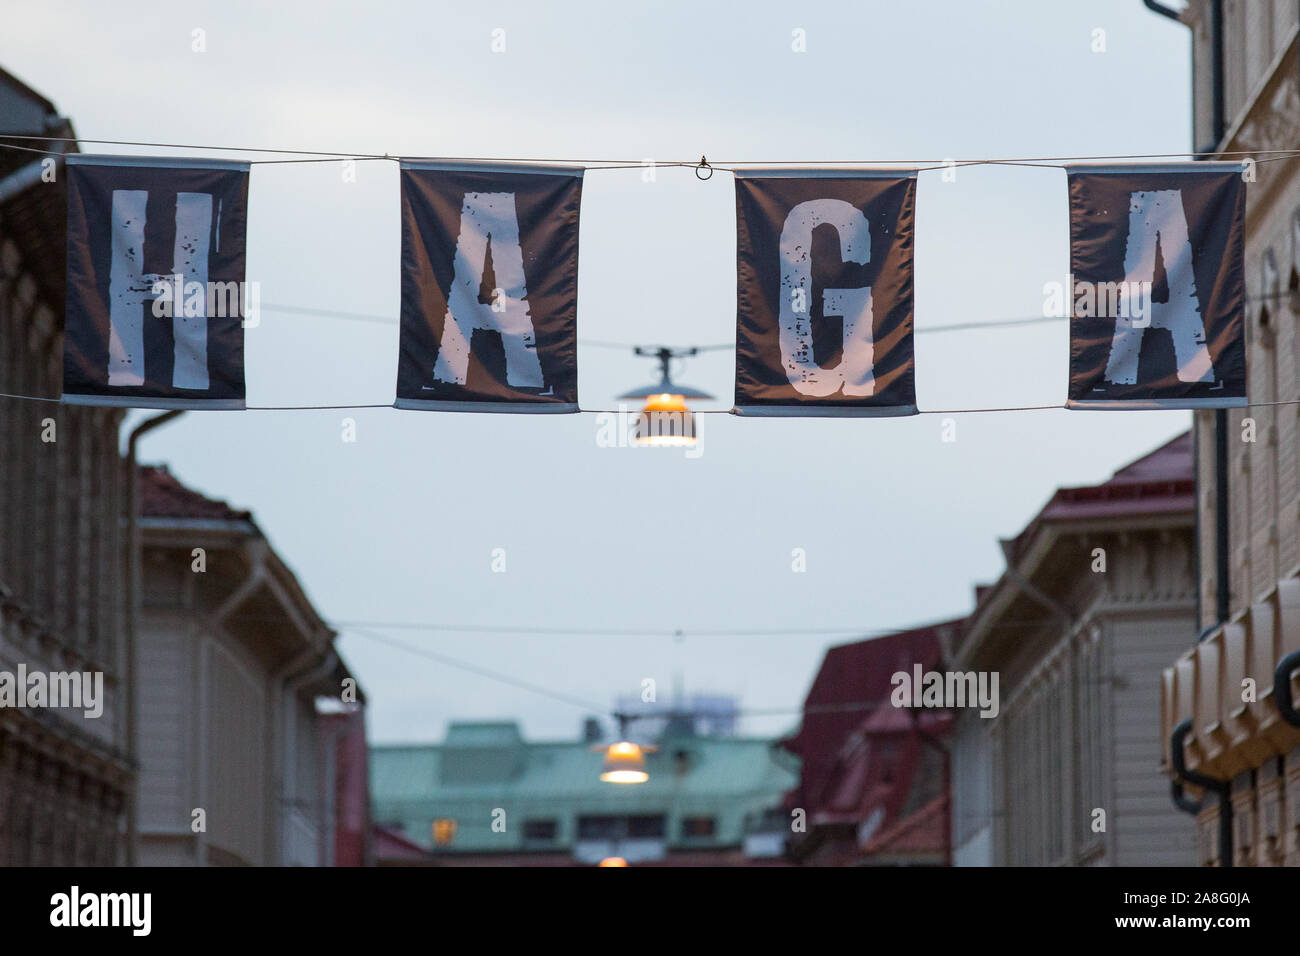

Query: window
[522,819,557,842]
[577,815,666,839]
[627,815,665,838]
[681,816,715,839]
[577,815,618,840]
[1260,249,1278,335]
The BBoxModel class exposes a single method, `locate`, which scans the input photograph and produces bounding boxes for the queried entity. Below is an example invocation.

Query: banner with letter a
[396,161,582,412]
[733,168,918,416]
[1065,163,1246,408]
[63,155,251,409]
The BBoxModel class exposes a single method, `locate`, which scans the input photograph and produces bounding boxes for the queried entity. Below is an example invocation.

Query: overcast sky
[6,0,1193,743]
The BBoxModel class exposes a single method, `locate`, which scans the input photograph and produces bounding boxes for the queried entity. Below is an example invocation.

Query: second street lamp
[598,740,651,784]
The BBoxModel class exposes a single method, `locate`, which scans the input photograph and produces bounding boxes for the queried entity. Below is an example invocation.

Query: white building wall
[951,712,993,866]
[137,611,197,862]
[1107,613,1200,866]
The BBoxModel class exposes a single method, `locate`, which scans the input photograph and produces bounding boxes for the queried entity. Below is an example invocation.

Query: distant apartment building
[370,719,797,865]
[1153,1,1300,867]
[0,67,129,865]
[136,464,368,865]
[953,433,1198,865]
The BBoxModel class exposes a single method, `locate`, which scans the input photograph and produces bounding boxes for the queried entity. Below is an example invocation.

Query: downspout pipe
[1171,779,1203,815]
[1210,0,1225,150]
[1202,0,1232,630]
[1213,409,1229,628]
[0,157,55,205]
[1170,719,1233,866]
[1145,0,1230,643]
[1273,649,1300,727]
[1144,0,1235,849]
[1188,0,1231,635]
[1193,425,1203,632]
[124,409,185,866]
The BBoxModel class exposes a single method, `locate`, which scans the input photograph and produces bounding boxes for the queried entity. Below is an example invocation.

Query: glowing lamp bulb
[600,740,650,784]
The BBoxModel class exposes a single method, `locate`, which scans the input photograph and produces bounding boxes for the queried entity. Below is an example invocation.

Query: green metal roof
[371,722,798,855]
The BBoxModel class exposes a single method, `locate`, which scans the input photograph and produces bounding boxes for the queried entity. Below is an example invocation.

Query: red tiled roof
[138,465,252,522]
[784,621,957,830]
[1107,430,1193,484]
[1044,430,1192,515]
[860,793,949,858]
[999,431,1192,567]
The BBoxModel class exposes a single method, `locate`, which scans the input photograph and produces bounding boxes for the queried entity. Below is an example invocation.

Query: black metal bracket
[1169,718,1233,867]
[1273,649,1300,727]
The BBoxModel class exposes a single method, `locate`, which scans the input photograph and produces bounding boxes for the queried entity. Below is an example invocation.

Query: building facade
[136,464,367,866]
[1154,0,1300,867]
[954,433,1198,866]
[783,622,956,866]
[370,719,796,866]
[0,67,129,865]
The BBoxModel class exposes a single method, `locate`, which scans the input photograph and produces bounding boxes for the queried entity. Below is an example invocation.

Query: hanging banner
[733,168,918,416]
[1065,163,1247,409]
[63,155,250,409]
[396,161,582,412]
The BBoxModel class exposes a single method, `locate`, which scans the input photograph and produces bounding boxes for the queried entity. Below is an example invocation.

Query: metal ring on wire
[695,156,713,181]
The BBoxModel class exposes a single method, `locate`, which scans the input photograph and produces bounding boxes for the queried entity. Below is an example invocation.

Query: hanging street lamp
[618,346,715,447]
[598,739,652,784]
[594,713,656,784]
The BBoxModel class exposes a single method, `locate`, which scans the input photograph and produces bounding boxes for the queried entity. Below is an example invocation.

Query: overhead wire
[342,622,1003,722]
[4,133,1300,166]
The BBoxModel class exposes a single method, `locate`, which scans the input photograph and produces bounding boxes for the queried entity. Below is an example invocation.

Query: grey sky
[5,0,1192,742]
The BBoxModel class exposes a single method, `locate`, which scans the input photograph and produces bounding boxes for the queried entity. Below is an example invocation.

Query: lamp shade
[600,740,650,783]
[634,393,698,447]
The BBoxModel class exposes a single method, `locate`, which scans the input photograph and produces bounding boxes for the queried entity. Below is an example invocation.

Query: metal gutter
[1170,719,1234,866]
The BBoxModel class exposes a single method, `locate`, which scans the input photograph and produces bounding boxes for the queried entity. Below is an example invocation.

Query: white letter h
[108,190,212,389]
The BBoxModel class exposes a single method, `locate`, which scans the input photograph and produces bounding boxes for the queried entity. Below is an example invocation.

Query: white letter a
[435,192,545,389]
